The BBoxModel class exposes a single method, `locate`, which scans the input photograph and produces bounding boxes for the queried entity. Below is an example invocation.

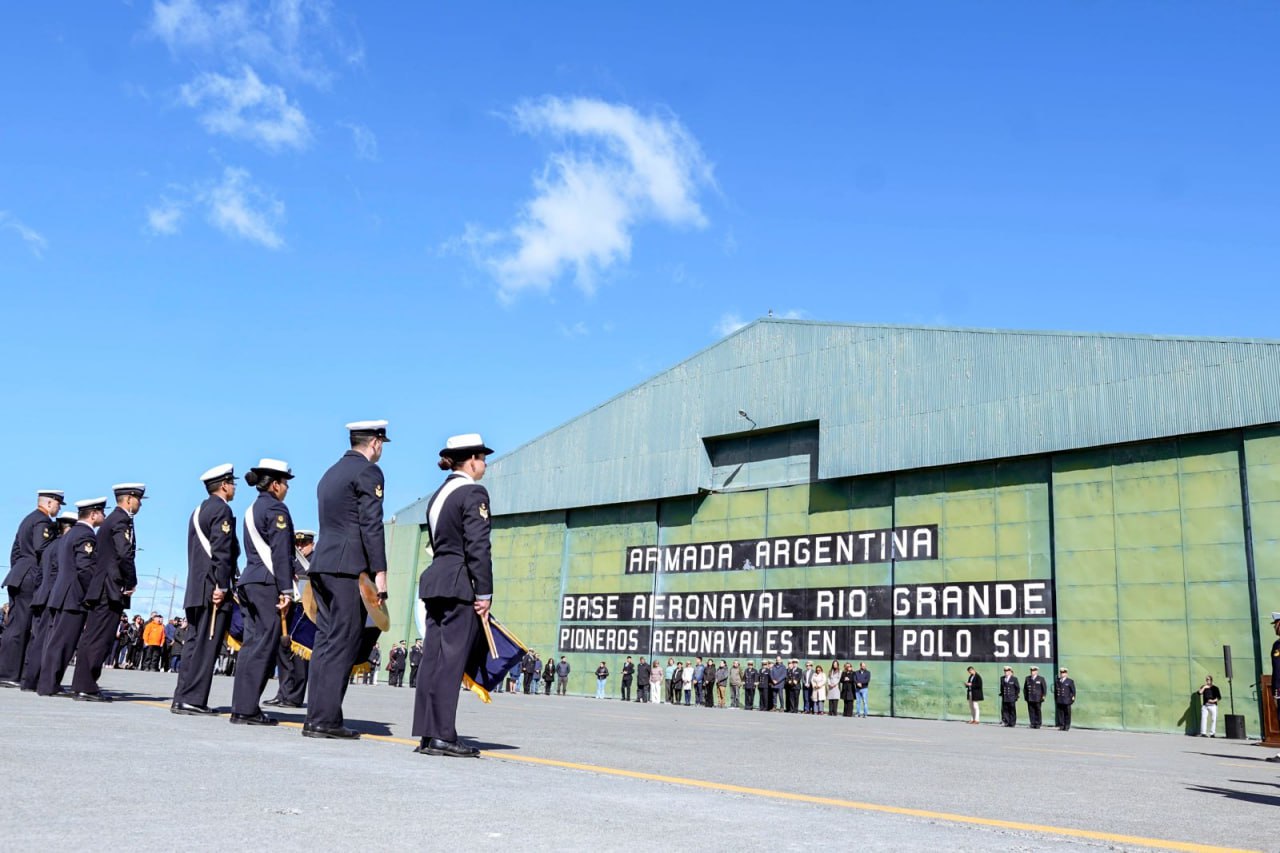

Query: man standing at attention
[1055,667,1077,731]
[172,464,239,716]
[998,666,1019,727]
[1023,665,1048,729]
[413,433,494,758]
[304,420,390,740]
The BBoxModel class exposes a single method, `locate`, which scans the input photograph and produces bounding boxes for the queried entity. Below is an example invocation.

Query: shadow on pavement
[1186,784,1280,807]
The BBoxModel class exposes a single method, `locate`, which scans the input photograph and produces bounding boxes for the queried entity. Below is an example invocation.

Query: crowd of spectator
[504,652,874,716]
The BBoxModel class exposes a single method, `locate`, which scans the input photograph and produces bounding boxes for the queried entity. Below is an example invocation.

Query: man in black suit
[72,484,143,701]
[408,639,422,688]
[1055,667,1077,731]
[303,420,389,740]
[1024,665,1048,729]
[172,464,240,714]
[0,489,64,687]
[412,433,494,758]
[38,498,107,696]
[998,666,1019,727]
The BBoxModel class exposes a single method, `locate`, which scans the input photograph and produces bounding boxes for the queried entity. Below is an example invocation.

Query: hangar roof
[396,319,1280,520]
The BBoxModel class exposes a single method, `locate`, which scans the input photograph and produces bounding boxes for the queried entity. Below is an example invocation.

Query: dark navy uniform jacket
[5,509,56,589]
[184,496,241,609]
[239,493,296,593]
[418,472,492,602]
[311,450,386,578]
[31,527,65,609]
[46,523,98,612]
[85,507,137,606]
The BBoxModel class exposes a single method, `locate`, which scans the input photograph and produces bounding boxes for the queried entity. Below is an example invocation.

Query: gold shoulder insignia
[84,542,94,555]
[124,528,133,543]
[375,484,383,499]
[276,514,287,530]
[478,502,489,520]
[220,520,231,534]
[42,528,50,539]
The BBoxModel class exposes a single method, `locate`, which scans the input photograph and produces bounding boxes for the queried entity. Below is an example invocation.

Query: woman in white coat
[811,666,828,715]
[827,663,842,716]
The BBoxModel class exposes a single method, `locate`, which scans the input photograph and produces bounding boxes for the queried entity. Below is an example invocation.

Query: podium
[1259,676,1280,747]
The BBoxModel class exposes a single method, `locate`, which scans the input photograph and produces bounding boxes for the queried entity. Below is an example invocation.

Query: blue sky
[1,2,1276,611]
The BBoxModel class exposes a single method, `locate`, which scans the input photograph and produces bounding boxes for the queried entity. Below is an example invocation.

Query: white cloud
[557,321,589,338]
[201,166,285,248]
[714,313,747,337]
[465,96,714,302]
[180,66,310,151]
[340,121,377,160]
[0,211,48,258]
[146,202,185,235]
[149,0,353,87]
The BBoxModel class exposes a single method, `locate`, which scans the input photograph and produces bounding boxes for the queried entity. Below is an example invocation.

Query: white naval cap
[440,433,494,457]
[250,458,294,479]
[76,497,108,512]
[347,419,391,441]
[112,483,147,499]
[199,463,236,484]
[37,489,66,503]
[294,528,317,539]
[1272,612,1280,624]
[56,511,77,522]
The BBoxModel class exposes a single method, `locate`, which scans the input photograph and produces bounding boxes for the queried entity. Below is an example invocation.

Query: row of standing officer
[0,484,144,701]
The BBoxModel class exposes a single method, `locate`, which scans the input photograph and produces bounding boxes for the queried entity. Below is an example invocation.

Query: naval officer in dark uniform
[72,483,143,701]
[38,498,107,696]
[303,420,389,740]
[0,489,65,687]
[172,464,240,715]
[265,529,314,708]
[412,432,494,758]
[230,459,297,726]
[19,511,77,691]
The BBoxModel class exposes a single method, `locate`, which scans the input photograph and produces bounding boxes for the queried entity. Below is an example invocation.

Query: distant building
[385,319,1280,733]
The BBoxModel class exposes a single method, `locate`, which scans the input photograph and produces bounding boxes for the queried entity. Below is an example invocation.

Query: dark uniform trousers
[1056,703,1072,730]
[274,642,309,705]
[38,609,86,695]
[172,605,231,707]
[71,602,123,694]
[0,575,38,680]
[231,583,281,715]
[18,609,52,690]
[412,597,478,744]
[1027,701,1043,728]
[744,686,755,709]
[408,663,419,688]
[304,573,364,728]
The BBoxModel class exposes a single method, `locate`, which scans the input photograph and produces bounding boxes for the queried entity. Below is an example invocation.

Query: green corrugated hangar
[383,319,1280,734]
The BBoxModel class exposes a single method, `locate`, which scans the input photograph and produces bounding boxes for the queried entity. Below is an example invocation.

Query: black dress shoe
[230,712,278,726]
[263,697,303,708]
[74,692,112,702]
[171,702,216,716]
[424,737,480,758]
[301,723,359,740]
[0,680,20,689]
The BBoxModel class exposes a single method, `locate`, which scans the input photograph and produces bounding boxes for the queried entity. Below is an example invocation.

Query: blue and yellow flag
[462,613,528,702]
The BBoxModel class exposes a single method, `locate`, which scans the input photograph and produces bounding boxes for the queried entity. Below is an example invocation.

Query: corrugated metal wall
[396,320,1280,521]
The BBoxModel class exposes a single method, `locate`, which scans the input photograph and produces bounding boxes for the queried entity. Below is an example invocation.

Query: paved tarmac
[0,669,1273,852]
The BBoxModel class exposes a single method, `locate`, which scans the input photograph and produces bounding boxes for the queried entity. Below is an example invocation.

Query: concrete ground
[0,669,1272,852]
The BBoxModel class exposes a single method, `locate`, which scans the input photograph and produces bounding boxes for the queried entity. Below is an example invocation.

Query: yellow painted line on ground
[1006,745,1134,759]
[134,700,1249,853]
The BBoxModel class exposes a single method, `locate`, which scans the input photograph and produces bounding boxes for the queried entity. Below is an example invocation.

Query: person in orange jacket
[141,614,167,671]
